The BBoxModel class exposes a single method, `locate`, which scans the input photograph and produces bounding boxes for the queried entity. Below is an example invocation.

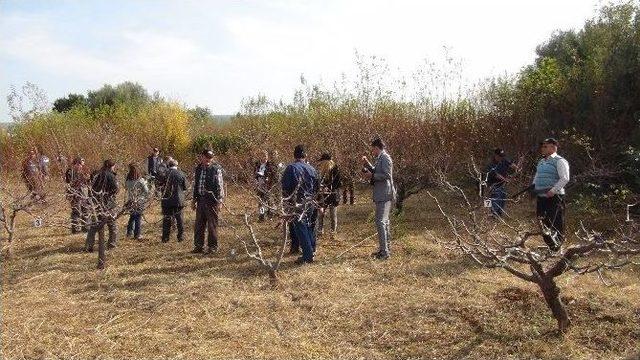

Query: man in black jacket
[147,148,160,178]
[86,159,119,252]
[192,149,225,254]
[161,159,187,242]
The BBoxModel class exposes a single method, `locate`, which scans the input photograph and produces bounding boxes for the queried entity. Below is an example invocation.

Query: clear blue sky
[0,0,602,120]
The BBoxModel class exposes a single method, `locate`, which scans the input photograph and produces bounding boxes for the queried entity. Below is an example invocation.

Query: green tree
[53,93,87,112]
[87,81,150,109]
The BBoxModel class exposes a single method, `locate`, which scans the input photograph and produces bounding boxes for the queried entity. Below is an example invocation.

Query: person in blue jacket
[282,144,319,265]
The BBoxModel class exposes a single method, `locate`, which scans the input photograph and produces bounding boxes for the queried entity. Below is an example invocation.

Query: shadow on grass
[418,257,480,278]
[444,309,560,360]
[68,252,306,295]
[18,242,87,260]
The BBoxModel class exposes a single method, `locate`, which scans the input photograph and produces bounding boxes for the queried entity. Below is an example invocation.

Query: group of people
[21,135,570,266]
[279,138,396,264]
[484,137,570,251]
[32,148,224,256]
[20,147,51,201]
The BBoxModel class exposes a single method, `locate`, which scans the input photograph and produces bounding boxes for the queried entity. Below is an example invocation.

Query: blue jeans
[127,213,142,239]
[291,219,315,262]
[289,222,299,252]
[490,186,507,216]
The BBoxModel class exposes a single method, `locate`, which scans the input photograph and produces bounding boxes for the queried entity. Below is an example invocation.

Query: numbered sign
[626,203,638,222]
[483,200,492,208]
[33,217,43,228]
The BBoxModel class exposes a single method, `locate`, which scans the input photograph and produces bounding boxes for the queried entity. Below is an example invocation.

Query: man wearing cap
[161,159,187,243]
[282,145,319,264]
[485,148,518,217]
[192,149,225,254]
[533,138,570,251]
[362,138,395,260]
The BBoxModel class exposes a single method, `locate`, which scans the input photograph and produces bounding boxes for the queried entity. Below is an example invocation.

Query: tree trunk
[268,268,279,288]
[5,214,17,257]
[5,230,14,257]
[538,277,571,332]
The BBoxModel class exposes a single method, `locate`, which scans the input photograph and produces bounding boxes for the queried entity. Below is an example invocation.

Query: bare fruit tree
[0,164,159,270]
[0,190,39,257]
[428,177,639,332]
[221,176,314,286]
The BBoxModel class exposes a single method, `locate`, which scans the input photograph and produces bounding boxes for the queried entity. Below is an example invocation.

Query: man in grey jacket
[362,138,395,260]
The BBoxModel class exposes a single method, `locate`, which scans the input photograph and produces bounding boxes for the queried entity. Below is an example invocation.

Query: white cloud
[0,0,603,118]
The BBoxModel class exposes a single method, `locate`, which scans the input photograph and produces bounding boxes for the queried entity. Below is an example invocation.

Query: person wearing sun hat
[192,149,225,254]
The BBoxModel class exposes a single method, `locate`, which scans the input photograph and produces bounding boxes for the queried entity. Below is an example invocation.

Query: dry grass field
[2,185,639,359]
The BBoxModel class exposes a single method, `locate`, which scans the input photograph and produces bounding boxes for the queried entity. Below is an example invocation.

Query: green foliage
[53,93,87,112]
[572,183,633,216]
[187,106,216,135]
[190,133,248,156]
[87,81,150,110]
[481,2,640,191]
[10,87,190,169]
[622,146,640,191]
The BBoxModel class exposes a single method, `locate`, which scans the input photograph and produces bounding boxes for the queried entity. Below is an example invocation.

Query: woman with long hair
[125,163,149,240]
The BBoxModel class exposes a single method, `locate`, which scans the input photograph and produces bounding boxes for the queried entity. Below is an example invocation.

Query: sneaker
[161,238,169,243]
[371,251,382,258]
[191,248,204,254]
[177,237,184,243]
[107,244,117,250]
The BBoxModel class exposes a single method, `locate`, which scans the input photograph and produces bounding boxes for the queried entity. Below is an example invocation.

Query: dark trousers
[289,222,299,252]
[126,213,142,239]
[162,207,184,242]
[194,200,219,250]
[536,195,565,250]
[342,183,354,205]
[291,220,315,262]
[86,216,117,251]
